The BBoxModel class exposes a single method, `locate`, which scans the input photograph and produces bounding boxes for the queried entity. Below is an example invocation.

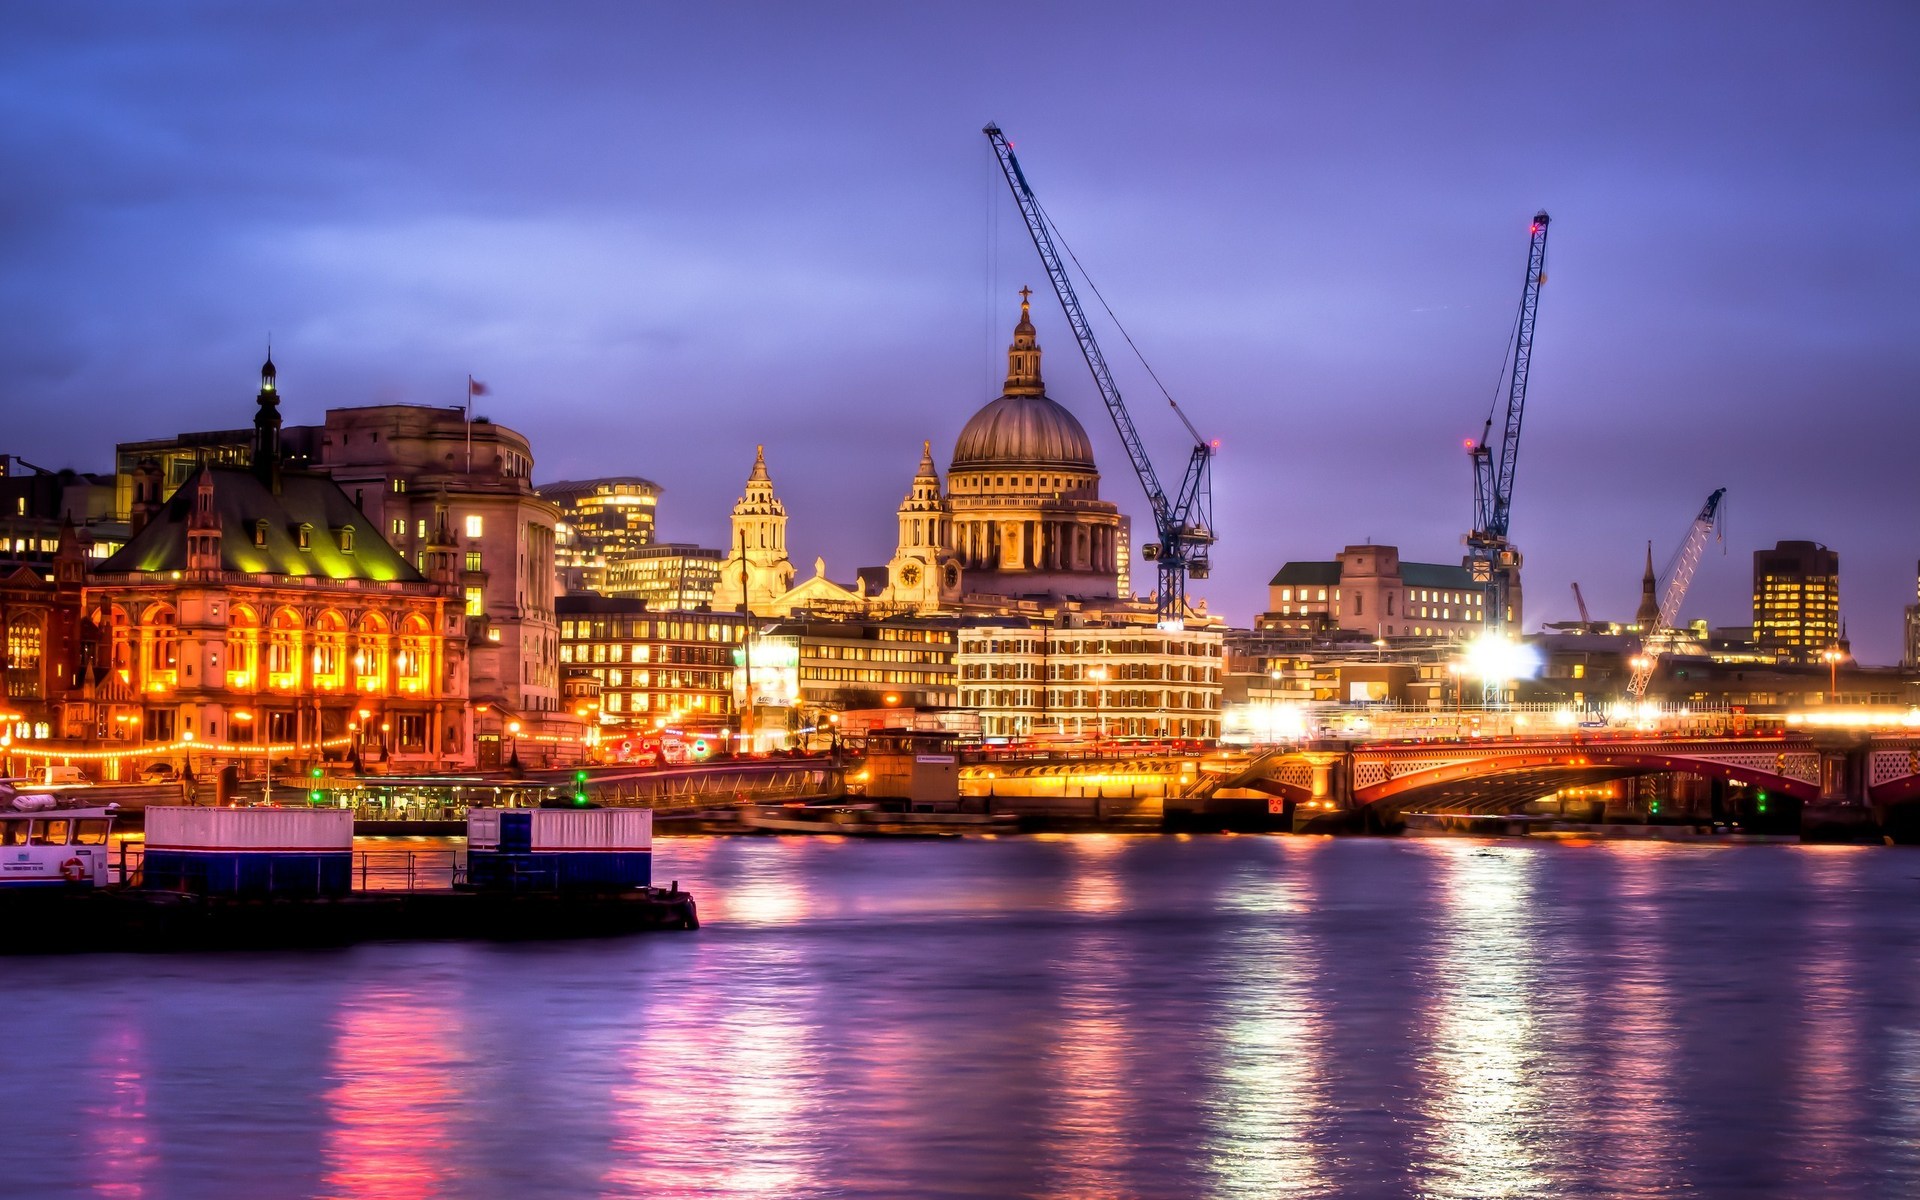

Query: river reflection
[1415,843,1550,1199]
[9,836,1920,1199]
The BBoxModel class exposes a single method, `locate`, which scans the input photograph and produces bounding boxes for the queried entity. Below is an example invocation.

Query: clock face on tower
[942,563,961,590]
[899,563,922,586]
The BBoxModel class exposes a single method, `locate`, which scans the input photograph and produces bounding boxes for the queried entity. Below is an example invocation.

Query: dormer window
[296,523,313,550]
[336,526,355,554]
[252,520,269,547]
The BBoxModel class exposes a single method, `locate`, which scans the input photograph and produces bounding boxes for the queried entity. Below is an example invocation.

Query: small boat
[0,781,119,889]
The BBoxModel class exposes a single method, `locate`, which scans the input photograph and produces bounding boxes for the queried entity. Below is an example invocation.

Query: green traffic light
[573,792,589,806]
[309,789,322,802]
[575,770,589,784]
[311,767,323,779]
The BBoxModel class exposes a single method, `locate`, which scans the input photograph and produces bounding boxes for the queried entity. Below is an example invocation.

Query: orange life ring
[60,857,88,883]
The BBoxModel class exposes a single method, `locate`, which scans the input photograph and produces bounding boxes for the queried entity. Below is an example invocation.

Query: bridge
[1174,730,1920,836]
[954,727,1920,839]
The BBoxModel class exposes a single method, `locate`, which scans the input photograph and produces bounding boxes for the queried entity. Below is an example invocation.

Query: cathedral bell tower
[713,446,796,614]
[884,442,961,612]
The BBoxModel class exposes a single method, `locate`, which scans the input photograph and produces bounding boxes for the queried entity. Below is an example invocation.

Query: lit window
[465,515,483,538]
[464,587,483,616]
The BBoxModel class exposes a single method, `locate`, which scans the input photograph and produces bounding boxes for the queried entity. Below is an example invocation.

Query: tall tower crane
[984,123,1215,625]
[1466,211,1552,634]
[1627,487,1727,701]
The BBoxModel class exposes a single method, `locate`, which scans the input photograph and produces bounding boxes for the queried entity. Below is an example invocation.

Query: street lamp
[1821,646,1843,702]
[507,719,523,772]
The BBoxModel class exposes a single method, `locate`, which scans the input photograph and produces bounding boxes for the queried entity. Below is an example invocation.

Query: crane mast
[1467,210,1551,633]
[1627,488,1726,701]
[983,123,1214,625]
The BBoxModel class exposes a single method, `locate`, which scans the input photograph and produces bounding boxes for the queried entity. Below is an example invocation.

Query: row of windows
[591,668,732,689]
[603,691,722,715]
[562,643,733,666]
[959,662,1218,683]
[562,619,744,642]
[958,638,1221,657]
[963,689,1219,711]
[806,645,948,665]
[804,667,946,686]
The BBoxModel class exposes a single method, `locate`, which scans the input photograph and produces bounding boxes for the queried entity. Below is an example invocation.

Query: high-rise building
[538,477,660,593]
[1753,540,1839,665]
[602,543,725,611]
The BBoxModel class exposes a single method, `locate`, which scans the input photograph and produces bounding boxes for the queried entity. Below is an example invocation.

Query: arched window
[6,616,43,700]
[141,604,178,691]
[267,608,302,687]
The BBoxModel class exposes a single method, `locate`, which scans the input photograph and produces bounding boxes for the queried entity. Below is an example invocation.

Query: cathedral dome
[951,291,1096,473]
[951,393,1095,471]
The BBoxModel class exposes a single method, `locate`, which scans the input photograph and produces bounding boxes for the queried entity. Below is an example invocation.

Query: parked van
[23,766,89,789]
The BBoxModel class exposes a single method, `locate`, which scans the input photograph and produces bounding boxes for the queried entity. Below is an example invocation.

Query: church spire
[749,444,770,483]
[1635,540,1659,630]
[1003,287,1044,396]
[252,347,282,492]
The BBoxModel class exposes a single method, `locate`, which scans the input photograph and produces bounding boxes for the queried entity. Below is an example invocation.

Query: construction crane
[983,123,1214,625]
[1571,581,1593,626]
[1466,211,1552,633]
[1627,488,1727,701]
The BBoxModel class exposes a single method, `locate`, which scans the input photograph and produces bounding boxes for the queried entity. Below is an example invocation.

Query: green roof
[1269,559,1478,589]
[1401,562,1478,589]
[1268,561,1342,587]
[99,466,422,582]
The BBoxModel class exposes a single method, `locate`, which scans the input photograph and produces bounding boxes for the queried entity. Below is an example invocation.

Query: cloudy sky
[4,3,1917,658]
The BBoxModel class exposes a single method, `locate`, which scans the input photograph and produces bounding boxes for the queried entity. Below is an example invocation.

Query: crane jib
[984,123,1215,622]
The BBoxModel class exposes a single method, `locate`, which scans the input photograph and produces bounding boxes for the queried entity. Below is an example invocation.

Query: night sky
[4,4,1916,659]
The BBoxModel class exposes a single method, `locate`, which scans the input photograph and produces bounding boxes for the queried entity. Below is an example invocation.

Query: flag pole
[465,374,474,474]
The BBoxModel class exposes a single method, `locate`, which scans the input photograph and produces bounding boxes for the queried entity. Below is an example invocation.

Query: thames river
[9,835,1920,1199]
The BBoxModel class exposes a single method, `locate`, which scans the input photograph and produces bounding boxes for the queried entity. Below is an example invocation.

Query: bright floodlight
[1462,634,1540,683]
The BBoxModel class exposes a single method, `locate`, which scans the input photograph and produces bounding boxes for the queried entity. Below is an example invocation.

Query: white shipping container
[530,808,652,851]
[467,808,502,850]
[145,806,354,851]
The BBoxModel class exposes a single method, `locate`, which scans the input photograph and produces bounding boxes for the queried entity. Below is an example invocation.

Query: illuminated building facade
[1753,540,1839,665]
[539,476,660,593]
[734,618,959,747]
[74,360,469,777]
[1260,545,1483,639]
[601,542,725,611]
[956,622,1222,741]
[316,401,563,761]
[557,594,745,734]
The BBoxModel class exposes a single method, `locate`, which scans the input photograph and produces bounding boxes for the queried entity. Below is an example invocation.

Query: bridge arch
[1352,741,1822,814]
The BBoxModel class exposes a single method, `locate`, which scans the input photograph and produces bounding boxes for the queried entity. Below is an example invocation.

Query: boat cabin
[0,803,119,887]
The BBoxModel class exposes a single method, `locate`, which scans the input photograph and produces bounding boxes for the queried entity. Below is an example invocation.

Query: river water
[8,835,1920,1199]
